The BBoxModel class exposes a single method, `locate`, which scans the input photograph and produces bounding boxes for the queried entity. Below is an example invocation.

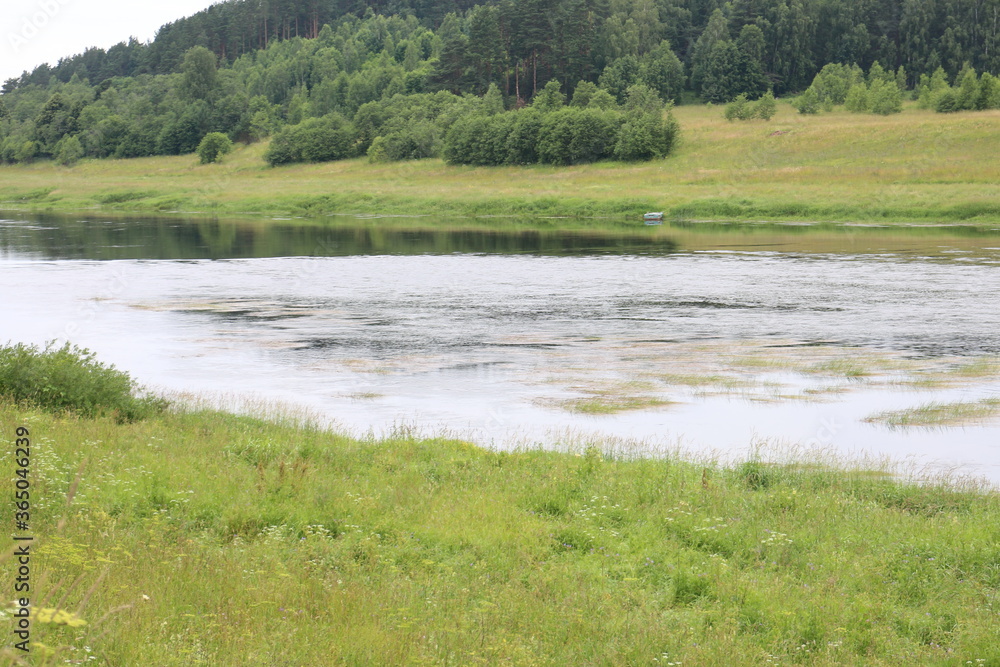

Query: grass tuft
[865,398,1000,428]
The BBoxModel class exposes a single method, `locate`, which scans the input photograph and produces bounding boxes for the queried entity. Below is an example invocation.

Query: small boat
[643,212,664,225]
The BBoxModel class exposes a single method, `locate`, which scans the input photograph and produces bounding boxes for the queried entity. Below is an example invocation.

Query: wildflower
[29,607,87,627]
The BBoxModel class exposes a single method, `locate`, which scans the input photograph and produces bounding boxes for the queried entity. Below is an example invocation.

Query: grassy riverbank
[4,395,999,665]
[3,103,1000,225]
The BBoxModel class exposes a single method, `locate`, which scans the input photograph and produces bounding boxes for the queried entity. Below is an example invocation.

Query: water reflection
[0,213,683,260]
[2,212,1000,261]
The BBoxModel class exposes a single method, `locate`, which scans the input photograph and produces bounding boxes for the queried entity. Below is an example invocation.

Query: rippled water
[3,214,1000,481]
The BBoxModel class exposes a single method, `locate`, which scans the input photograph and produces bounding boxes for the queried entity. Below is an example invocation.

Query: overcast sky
[1,0,221,82]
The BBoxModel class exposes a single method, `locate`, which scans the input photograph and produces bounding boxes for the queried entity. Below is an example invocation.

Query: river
[3,213,1000,482]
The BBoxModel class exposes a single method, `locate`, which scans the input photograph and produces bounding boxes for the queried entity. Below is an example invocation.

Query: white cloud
[1,0,221,82]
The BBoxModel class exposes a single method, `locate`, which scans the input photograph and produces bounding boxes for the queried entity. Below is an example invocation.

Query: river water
[3,214,1000,481]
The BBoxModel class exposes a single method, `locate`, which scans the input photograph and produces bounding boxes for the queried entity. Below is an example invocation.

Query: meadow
[2,345,999,664]
[2,103,1000,225]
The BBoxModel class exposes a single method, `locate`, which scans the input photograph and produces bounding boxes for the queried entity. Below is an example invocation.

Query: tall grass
[4,391,999,665]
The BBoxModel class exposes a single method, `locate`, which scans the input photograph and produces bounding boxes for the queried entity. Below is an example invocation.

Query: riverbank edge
[5,190,1000,227]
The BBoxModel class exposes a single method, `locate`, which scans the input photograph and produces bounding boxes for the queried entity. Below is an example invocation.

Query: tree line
[8,0,1000,98]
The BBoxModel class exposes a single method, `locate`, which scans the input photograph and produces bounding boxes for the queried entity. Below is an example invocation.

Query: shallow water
[3,213,1000,481]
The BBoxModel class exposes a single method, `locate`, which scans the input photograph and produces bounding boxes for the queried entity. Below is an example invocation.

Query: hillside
[3,0,1000,173]
[3,102,1000,224]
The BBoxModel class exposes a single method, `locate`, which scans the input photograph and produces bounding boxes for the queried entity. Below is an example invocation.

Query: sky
[1,0,221,83]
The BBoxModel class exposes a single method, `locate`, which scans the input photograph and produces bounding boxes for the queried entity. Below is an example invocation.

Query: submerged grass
[866,398,1000,428]
[562,393,672,414]
[3,104,1000,224]
[4,394,1000,665]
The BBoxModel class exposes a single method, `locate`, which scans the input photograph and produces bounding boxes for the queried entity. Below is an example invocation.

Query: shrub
[369,122,438,161]
[613,108,679,161]
[844,83,870,112]
[793,87,821,114]
[975,73,1000,110]
[807,63,863,107]
[15,140,38,164]
[954,66,980,110]
[55,135,84,166]
[916,67,951,109]
[505,109,544,164]
[570,80,600,107]
[442,114,493,165]
[868,79,903,115]
[197,132,234,164]
[623,84,664,114]
[935,90,959,113]
[724,94,752,121]
[264,113,357,166]
[537,107,619,165]
[724,92,773,121]
[444,105,675,166]
[755,90,777,120]
[531,79,567,112]
[367,136,390,162]
[0,342,166,421]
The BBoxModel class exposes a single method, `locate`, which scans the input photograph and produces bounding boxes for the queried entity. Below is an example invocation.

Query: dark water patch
[0,213,681,260]
[5,212,1000,262]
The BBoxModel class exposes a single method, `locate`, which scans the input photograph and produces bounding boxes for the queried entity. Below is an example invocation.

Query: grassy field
[3,103,1000,224]
[3,396,1000,665]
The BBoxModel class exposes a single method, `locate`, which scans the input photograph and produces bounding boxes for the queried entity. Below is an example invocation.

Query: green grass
[562,394,672,414]
[865,398,1000,428]
[3,103,1000,224]
[3,394,1000,665]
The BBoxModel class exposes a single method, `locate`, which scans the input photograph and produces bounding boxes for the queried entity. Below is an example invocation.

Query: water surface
[3,213,1000,481]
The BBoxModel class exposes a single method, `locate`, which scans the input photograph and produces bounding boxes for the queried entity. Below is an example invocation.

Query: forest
[2,0,1000,166]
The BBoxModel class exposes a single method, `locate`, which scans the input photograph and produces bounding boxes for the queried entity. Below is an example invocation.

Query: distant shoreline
[3,103,1000,226]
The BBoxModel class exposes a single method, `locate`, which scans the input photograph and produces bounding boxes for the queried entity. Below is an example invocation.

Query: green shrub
[537,107,620,165]
[505,109,544,164]
[444,104,676,166]
[724,91,774,121]
[442,114,494,165]
[868,78,903,115]
[613,109,678,160]
[55,135,84,166]
[367,136,390,162]
[368,122,438,162]
[15,140,38,164]
[954,66,980,110]
[754,90,777,120]
[807,63,864,106]
[264,113,357,166]
[197,132,234,164]
[916,67,951,109]
[0,342,166,421]
[975,72,1000,109]
[844,83,870,112]
[724,94,752,121]
[935,90,959,113]
[793,87,821,114]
